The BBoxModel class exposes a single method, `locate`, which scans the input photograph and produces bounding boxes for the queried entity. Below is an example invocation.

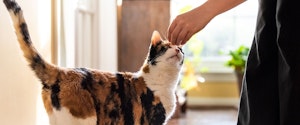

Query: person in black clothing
[168,0,300,124]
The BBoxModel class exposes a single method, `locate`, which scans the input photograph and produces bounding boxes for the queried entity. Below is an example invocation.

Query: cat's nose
[175,48,180,53]
[176,47,183,53]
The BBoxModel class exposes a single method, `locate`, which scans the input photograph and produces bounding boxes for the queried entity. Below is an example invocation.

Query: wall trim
[187,97,240,108]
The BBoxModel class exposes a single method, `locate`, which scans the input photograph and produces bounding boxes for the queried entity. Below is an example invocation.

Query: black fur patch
[3,0,21,14]
[148,41,168,65]
[51,81,61,110]
[151,102,166,124]
[140,88,166,124]
[116,73,134,125]
[98,80,104,86]
[30,54,46,73]
[140,114,145,125]
[20,23,31,44]
[78,68,93,90]
[106,82,121,122]
[178,47,184,65]
[141,88,155,120]
[77,68,100,125]
[30,54,45,70]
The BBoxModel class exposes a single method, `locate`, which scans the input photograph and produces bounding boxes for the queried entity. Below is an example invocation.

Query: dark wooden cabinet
[118,0,170,72]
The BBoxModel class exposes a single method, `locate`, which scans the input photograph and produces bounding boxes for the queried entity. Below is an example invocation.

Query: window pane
[171,0,258,72]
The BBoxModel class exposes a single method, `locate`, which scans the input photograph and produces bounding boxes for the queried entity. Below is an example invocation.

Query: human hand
[167,0,245,45]
[167,7,213,45]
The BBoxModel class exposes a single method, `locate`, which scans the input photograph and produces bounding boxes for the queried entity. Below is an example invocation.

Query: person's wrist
[196,2,218,22]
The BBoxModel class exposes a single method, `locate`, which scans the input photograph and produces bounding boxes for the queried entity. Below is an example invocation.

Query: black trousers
[237,0,300,124]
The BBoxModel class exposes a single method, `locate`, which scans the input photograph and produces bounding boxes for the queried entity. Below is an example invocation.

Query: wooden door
[118,0,170,72]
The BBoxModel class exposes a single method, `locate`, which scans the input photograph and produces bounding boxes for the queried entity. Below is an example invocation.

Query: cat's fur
[3,0,184,125]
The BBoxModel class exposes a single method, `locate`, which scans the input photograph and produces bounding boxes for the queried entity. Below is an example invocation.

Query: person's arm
[168,0,245,45]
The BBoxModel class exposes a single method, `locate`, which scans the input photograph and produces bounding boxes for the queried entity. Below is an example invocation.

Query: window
[170,0,258,73]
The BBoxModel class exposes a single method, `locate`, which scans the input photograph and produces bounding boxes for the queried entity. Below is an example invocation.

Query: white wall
[61,0,117,71]
[73,0,118,71]
[0,0,50,125]
[98,0,118,71]
[0,0,117,124]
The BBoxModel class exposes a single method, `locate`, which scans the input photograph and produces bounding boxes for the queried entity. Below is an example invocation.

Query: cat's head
[142,31,184,73]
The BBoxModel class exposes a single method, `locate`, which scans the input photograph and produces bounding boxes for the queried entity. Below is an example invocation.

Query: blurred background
[0,0,257,125]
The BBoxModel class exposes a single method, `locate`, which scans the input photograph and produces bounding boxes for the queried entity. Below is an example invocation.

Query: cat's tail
[3,0,59,85]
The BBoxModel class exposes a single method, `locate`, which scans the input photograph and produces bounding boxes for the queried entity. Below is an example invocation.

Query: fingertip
[181,37,188,45]
[167,28,173,43]
[167,33,171,41]
[168,24,174,34]
[174,37,178,46]
[181,40,187,45]
[181,32,193,45]
[177,40,182,46]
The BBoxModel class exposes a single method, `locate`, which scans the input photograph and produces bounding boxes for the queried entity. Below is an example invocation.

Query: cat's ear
[151,30,162,46]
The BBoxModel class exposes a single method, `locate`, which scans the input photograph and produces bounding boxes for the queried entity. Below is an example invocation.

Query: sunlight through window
[171,0,258,73]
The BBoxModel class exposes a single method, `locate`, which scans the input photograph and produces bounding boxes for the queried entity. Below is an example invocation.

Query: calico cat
[3,0,184,125]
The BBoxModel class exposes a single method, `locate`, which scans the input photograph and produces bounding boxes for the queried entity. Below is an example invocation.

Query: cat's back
[43,68,166,125]
[42,68,118,125]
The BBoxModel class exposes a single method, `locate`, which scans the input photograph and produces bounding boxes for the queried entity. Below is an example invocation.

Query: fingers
[176,29,188,45]
[180,31,190,45]
[168,21,182,45]
[167,20,176,41]
[181,31,194,45]
[172,24,184,45]
[168,15,193,45]
[168,21,185,45]
[168,24,191,45]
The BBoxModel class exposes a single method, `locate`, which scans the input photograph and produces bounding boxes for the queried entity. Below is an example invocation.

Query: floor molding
[187,97,240,108]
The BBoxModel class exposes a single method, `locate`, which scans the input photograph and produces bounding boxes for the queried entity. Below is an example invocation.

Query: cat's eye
[178,47,182,51]
[163,43,171,48]
[178,47,183,54]
[160,46,168,51]
[165,46,171,49]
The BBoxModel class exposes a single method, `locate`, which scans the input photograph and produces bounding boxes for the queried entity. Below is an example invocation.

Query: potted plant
[225,45,249,94]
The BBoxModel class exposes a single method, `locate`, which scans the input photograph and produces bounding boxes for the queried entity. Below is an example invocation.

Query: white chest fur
[49,107,97,125]
[140,68,180,121]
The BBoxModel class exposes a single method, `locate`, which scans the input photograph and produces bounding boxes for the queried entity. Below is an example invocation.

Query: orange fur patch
[58,70,96,118]
[142,64,150,73]
[42,89,53,114]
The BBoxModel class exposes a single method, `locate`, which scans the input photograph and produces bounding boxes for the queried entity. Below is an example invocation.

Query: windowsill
[200,72,237,83]
[193,57,238,83]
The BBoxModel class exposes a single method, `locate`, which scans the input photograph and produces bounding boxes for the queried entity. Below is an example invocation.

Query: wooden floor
[167,108,238,125]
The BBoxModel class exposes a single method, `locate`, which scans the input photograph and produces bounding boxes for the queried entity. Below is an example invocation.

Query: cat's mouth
[170,55,179,59]
[167,47,184,62]
[168,53,182,61]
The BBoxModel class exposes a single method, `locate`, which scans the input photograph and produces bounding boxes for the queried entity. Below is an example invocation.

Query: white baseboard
[187,97,240,107]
